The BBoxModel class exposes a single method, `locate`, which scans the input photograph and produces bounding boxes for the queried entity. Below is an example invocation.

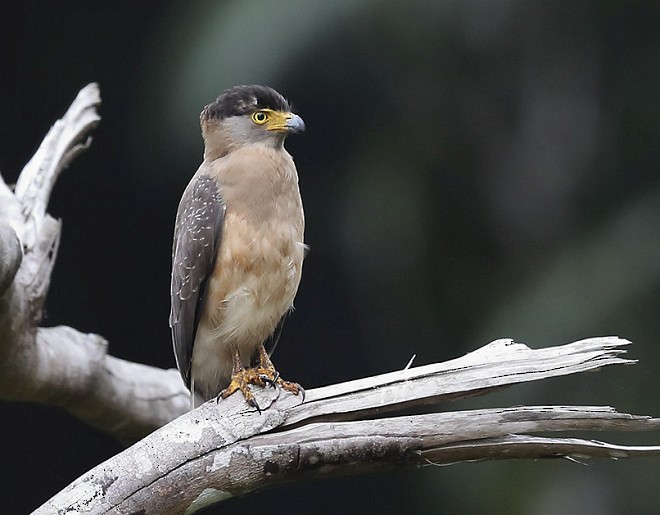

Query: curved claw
[258,370,280,388]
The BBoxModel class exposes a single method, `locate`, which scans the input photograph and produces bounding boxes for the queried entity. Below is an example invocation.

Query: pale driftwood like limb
[288,336,634,424]
[33,337,660,515]
[13,83,101,248]
[0,84,189,443]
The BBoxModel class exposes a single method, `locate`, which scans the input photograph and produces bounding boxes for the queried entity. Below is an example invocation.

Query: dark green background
[3,1,660,513]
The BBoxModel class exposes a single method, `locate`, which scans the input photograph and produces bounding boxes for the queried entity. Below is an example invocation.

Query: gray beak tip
[287,114,305,134]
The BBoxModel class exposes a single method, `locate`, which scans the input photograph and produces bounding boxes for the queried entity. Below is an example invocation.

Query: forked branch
[0,84,188,443]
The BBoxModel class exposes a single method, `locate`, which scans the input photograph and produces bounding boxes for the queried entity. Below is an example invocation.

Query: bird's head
[200,85,304,159]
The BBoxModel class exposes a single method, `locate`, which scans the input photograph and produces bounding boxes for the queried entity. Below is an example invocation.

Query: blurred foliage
[3,1,660,514]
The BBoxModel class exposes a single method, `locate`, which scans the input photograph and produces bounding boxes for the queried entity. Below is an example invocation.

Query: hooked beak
[285,113,305,134]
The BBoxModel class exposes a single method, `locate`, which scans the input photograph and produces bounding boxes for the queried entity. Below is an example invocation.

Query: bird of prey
[170,85,306,409]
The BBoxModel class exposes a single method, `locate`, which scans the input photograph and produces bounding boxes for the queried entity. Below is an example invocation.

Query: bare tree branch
[32,337,660,515]
[0,84,189,443]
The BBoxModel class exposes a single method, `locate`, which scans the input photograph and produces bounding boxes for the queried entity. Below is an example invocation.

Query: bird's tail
[190,377,206,410]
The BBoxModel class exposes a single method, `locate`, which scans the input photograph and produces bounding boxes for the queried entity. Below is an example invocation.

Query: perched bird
[170,85,306,409]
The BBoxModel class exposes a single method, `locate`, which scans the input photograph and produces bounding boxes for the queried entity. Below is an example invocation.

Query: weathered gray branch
[33,337,660,515]
[0,84,189,443]
[2,85,659,515]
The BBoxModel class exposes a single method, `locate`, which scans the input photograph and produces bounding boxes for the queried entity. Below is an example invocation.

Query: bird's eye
[251,111,269,124]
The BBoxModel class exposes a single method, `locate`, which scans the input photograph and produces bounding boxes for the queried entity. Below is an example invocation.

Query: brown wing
[169,173,225,389]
